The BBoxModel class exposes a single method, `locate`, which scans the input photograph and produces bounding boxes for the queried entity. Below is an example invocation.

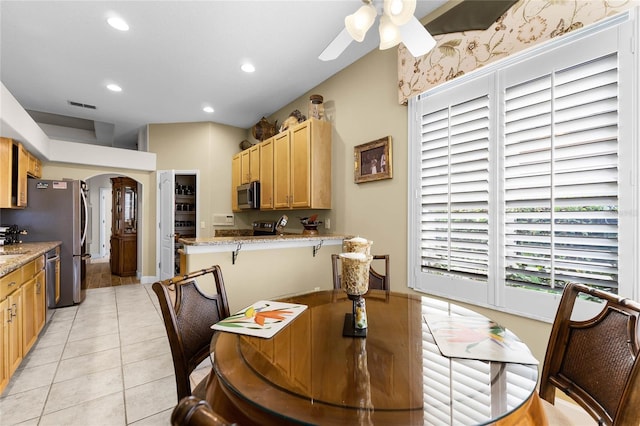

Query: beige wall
[148,121,252,236]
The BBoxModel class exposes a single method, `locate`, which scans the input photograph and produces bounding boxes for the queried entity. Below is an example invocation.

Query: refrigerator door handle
[80,186,88,246]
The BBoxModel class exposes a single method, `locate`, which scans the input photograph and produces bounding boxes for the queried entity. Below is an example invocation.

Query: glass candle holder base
[343,313,367,338]
[342,294,367,338]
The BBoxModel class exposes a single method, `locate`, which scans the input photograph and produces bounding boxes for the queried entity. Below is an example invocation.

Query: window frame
[407,10,639,322]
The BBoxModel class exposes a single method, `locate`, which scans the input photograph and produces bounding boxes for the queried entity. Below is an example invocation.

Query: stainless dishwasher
[45,246,60,322]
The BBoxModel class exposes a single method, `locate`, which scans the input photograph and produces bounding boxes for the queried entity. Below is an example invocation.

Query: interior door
[158,170,175,281]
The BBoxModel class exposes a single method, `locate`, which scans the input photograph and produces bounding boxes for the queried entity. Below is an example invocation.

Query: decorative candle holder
[340,252,372,338]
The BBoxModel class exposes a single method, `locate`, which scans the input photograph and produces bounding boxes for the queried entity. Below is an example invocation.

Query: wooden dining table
[206,290,546,425]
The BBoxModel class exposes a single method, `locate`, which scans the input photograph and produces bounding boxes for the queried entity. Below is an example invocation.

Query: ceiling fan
[319,0,518,61]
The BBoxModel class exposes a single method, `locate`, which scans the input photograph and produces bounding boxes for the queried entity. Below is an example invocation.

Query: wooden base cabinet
[110,235,137,277]
[0,298,9,392]
[0,255,46,394]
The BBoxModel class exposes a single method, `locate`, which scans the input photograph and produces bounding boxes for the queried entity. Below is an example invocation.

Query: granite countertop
[0,242,62,276]
[179,231,349,246]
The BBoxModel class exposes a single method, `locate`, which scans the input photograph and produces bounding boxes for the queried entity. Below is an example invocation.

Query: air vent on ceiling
[68,100,97,110]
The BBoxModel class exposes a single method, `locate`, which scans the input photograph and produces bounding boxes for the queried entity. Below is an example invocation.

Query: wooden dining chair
[153,265,231,401]
[539,282,640,425]
[171,396,236,426]
[331,254,390,291]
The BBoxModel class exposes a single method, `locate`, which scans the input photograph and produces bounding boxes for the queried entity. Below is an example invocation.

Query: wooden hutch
[110,177,137,276]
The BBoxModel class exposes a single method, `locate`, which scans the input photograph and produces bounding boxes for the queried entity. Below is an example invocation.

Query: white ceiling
[0,1,447,150]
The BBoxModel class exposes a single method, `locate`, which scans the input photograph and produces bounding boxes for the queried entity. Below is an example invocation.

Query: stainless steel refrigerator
[4,179,90,307]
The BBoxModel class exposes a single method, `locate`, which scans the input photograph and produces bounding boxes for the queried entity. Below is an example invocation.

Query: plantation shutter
[420,82,491,278]
[503,53,619,293]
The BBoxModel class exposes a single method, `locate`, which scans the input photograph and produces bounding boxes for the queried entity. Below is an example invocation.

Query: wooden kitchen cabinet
[7,287,23,377]
[0,298,9,393]
[21,276,37,354]
[273,130,292,209]
[22,255,45,355]
[259,137,274,209]
[27,151,42,178]
[240,144,260,185]
[110,177,138,276]
[240,149,250,184]
[231,118,331,211]
[0,255,46,394]
[249,144,260,183]
[273,118,331,210]
[0,137,28,208]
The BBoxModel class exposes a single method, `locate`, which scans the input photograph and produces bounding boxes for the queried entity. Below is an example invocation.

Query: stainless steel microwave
[237,181,260,210]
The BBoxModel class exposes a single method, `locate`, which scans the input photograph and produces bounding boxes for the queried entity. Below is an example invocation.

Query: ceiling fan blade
[319,27,353,61]
[399,16,436,58]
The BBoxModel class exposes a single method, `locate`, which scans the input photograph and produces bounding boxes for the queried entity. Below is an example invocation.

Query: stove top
[252,220,277,236]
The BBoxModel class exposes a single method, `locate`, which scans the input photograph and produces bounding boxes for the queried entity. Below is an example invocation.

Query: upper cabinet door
[259,138,274,210]
[273,131,291,209]
[290,121,311,208]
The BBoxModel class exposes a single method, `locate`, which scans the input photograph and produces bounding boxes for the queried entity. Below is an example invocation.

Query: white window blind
[420,91,491,278]
[504,53,619,293]
[408,12,636,319]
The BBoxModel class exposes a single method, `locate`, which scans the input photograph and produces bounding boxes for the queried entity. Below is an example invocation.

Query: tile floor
[0,283,209,425]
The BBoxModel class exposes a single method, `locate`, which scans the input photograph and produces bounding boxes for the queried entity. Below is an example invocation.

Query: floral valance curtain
[398,0,635,105]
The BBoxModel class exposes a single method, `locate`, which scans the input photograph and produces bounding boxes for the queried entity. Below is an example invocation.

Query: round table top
[211,290,539,425]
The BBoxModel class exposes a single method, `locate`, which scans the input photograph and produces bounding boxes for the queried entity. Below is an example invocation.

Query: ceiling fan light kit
[383,0,416,26]
[320,0,433,61]
[378,15,401,50]
[345,3,377,42]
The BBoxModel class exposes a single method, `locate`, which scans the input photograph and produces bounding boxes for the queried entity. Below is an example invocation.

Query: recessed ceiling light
[107,16,129,31]
[107,84,122,92]
[241,63,255,73]
[203,106,214,113]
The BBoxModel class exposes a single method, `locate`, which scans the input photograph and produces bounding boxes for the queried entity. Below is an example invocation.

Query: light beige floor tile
[118,310,161,330]
[61,332,120,360]
[50,306,78,321]
[128,407,172,425]
[74,307,118,324]
[0,385,49,425]
[123,353,174,389]
[39,391,125,426]
[4,362,58,395]
[67,320,118,342]
[121,336,170,365]
[125,375,177,424]
[119,323,167,346]
[32,329,71,349]
[54,347,121,383]
[44,367,123,414]
[42,318,74,335]
[18,342,64,369]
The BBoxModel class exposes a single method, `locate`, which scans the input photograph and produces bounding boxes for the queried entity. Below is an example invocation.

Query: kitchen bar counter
[177,232,349,312]
[178,232,348,254]
[0,241,61,276]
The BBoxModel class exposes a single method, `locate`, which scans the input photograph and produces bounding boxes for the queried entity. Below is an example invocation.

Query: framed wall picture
[354,136,392,183]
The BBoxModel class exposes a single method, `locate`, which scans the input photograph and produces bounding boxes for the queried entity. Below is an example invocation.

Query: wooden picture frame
[354,136,392,183]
